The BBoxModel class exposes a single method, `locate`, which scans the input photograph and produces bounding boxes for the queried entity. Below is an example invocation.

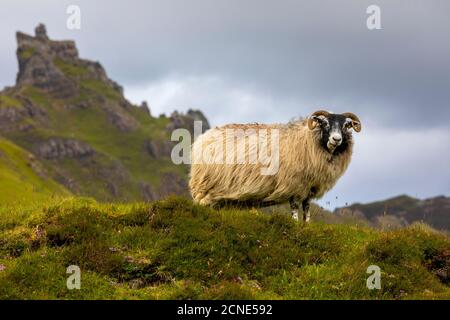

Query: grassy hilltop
[0,197,448,300]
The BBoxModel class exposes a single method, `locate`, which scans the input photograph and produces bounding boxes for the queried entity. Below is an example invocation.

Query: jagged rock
[145,139,173,158]
[21,96,47,118]
[166,109,210,135]
[35,138,94,159]
[103,104,139,132]
[15,24,123,100]
[140,101,151,116]
[0,92,47,131]
[187,109,210,130]
[0,107,22,126]
[16,30,77,97]
[35,23,49,40]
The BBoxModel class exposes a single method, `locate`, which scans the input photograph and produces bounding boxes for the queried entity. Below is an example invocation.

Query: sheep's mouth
[327,140,340,152]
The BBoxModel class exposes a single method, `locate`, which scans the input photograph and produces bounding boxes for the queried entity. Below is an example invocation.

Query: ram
[189,110,361,222]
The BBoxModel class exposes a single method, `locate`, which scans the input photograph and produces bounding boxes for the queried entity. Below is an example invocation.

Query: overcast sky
[1,0,449,208]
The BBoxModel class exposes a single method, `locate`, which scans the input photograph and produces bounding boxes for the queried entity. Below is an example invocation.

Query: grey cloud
[1,0,449,129]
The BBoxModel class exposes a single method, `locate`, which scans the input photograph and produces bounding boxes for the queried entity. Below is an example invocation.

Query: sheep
[189,110,362,222]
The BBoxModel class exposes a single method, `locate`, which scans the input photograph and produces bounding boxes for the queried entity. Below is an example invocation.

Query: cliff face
[0,24,210,203]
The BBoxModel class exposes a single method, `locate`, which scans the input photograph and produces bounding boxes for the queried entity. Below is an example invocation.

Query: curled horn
[342,112,362,132]
[307,110,330,130]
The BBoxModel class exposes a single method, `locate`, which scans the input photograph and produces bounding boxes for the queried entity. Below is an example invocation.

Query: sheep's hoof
[291,210,299,221]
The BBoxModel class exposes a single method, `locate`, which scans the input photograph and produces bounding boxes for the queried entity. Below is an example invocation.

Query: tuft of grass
[18,47,36,60]
[20,86,52,108]
[80,80,122,101]
[0,95,22,108]
[54,58,89,78]
[0,196,448,300]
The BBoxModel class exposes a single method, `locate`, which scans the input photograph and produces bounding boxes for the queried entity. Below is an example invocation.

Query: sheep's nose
[332,136,342,143]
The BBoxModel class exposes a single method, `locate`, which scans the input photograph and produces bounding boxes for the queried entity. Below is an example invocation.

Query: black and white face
[308,112,362,154]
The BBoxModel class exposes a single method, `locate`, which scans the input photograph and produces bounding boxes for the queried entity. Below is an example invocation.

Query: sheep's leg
[302,198,311,223]
[289,197,299,221]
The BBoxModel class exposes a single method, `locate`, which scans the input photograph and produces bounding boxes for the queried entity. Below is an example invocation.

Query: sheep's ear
[307,116,319,130]
[308,110,329,130]
[342,112,362,132]
[351,120,362,132]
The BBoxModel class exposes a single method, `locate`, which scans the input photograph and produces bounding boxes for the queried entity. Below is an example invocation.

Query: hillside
[0,24,208,204]
[0,197,448,299]
[0,136,70,205]
[335,195,450,232]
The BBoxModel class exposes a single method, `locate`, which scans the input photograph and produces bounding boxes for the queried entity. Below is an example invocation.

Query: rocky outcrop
[15,24,123,100]
[35,138,94,160]
[140,101,151,116]
[166,109,210,135]
[16,25,77,97]
[0,91,47,132]
[145,139,174,158]
[103,103,139,132]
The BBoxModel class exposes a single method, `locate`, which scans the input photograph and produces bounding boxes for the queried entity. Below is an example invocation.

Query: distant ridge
[335,195,450,231]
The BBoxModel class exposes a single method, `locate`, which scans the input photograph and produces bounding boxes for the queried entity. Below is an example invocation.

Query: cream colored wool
[189,119,353,207]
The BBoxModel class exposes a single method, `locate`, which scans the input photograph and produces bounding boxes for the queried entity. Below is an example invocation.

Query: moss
[54,58,89,78]
[80,79,122,101]
[18,47,36,60]
[0,95,22,108]
[20,86,51,108]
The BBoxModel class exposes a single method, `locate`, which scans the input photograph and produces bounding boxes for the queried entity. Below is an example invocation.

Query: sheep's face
[308,111,362,154]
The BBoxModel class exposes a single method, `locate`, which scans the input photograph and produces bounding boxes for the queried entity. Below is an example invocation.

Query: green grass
[80,80,122,101]
[0,137,70,206]
[0,197,448,300]
[0,95,22,108]
[53,58,89,78]
[20,86,52,108]
[18,47,36,60]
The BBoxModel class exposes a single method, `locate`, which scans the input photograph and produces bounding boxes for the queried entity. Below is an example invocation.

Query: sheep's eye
[319,118,329,128]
